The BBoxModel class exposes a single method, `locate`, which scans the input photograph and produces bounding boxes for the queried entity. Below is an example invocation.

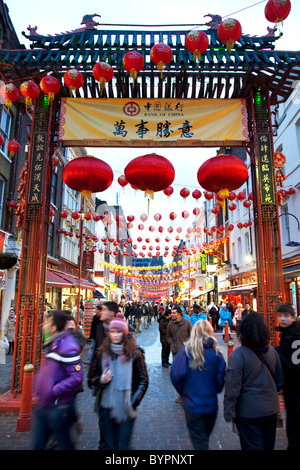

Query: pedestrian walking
[87,316,149,450]
[276,303,300,450]
[224,313,284,450]
[189,304,207,326]
[133,303,142,333]
[234,303,243,330]
[209,303,219,331]
[32,310,84,450]
[242,303,256,318]
[87,304,102,364]
[88,301,118,449]
[170,320,226,450]
[4,309,16,355]
[219,303,232,339]
[166,305,192,402]
[158,310,171,367]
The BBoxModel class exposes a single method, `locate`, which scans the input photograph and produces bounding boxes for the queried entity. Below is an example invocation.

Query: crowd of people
[30,298,300,452]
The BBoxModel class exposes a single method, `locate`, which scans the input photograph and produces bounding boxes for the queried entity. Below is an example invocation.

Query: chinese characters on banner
[82,251,94,270]
[257,133,276,205]
[59,98,249,146]
[28,132,47,204]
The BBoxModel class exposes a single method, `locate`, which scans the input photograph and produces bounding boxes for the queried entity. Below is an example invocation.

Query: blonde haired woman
[170,320,226,450]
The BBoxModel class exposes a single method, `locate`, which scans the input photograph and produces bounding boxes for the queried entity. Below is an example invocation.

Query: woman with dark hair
[87,316,149,450]
[223,313,284,450]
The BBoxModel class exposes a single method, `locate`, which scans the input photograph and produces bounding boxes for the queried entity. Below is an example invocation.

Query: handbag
[254,350,284,428]
[0,334,9,353]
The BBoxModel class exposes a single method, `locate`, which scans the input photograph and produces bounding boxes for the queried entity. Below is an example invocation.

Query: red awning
[55,271,97,290]
[46,270,74,288]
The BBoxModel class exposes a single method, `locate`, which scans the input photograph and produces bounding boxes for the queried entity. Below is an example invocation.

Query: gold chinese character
[32,184,40,192]
[261,164,270,172]
[261,154,269,163]
[263,183,270,193]
[36,153,43,162]
[264,195,273,203]
[37,134,45,143]
[34,164,42,171]
[34,173,41,182]
[31,193,39,202]
[36,144,44,152]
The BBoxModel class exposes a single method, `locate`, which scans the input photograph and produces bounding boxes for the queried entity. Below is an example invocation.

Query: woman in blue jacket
[219,303,232,339]
[170,320,226,450]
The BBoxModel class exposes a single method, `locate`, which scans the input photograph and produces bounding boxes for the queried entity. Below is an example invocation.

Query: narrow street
[0,321,288,451]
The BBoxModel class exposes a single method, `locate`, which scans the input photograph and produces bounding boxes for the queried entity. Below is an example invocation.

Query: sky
[6,0,300,252]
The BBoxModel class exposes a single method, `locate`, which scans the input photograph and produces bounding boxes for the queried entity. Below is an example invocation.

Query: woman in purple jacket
[32,310,84,450]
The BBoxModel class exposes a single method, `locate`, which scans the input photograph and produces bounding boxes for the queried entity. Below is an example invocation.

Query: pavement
[0,320,288,452]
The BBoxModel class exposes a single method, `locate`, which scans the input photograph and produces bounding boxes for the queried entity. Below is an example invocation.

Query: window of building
[237,237,242,266]
[51,173,58,205]
[281,204,291,245]
[48,222,54,256]
[0,108,12,158]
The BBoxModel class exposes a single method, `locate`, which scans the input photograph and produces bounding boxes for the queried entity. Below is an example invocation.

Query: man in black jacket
[158,310,171,367]
[87,304,102,364]
[134,303,142,333]
[276,303,300,450]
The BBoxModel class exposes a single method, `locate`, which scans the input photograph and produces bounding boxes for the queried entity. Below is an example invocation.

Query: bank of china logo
[123,102,140,117]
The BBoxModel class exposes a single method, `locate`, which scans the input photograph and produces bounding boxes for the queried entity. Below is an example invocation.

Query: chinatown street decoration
[197,154,248,213]
[63,155,113,200]
[0,83,19,111]
[124,153,175,208]
[7,140,20,158]
[123,51,144,84]
[265,0,291,25]
[192,189,201,201]
[40,75,60,101]
[117,175,128,187]
[63,69,84,96]
[185,29,209,62]
[274,151,287,187]
[20,80,40,110]
[92,62,114,94]
[180,187,190,200]
[164,186,174,197]
[217,18,242,53]
[150,43,173,78]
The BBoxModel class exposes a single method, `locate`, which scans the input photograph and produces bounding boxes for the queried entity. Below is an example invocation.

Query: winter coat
[34,330,84,407]
[4,316,16,342]
[134,306,142,319]
[170,338,226,414]
[219,308,232,327]
[223,345,283,421]
[276,322,300,394]
[189,312,207,326]
[87,345,149,410]
[158,316,171,343]
[89,313,101,340]
[166,317,192,356]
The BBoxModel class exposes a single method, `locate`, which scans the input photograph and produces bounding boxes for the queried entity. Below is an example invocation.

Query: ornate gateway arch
[1,16,300,397]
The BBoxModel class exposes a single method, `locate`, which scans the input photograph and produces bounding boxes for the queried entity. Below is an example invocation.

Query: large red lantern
[63,156,113,199]
[123,51,144,83]
[92,62,114,94]
[20,80,40,109]
[124,153,175,199]
[63,69,84,95]
[150,43,173,78]
[7,140,20,158]
[217,18,242,53]
[40,76,60,101]
[0,83,19,111]
[265,0,291,24]
[185,30,209,62]
[197,154,248,203]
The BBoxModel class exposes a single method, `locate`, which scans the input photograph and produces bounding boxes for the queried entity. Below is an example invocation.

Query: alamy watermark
[291,340,300,365]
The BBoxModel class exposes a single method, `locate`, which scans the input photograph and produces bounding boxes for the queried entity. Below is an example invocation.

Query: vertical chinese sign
[28,132,47,204]
[257,133,276,205]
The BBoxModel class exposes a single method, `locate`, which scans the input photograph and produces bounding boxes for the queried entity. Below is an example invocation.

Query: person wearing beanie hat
[275,303,300,449]
[87,322,149,450]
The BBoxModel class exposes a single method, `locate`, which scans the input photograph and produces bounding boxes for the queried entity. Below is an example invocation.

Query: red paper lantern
[93,214,101,222]
[180,187,190,199]
[228,224,234,231]
[185,29,209,62]
[204,191,214,200]
[192,189,202,200]
[64,69,84,95]
[60,210,68,219]
[193,207,200,216]
[138,224,144,230]
[228,202,237,211]
[118,175,128,188]
[182,210,189,219]
[211,206,220,215]
[154,213,162,222]
[20,80,40,109]
[150,43,172,77]
[288,187,296,195]
[40,75,60,101]
[265,0,291,24]
[243,200,251,209]
[7,200,17,212]
[158,226,164,233]
[7,140,20,157]
[217,18,242,53]
[123,51,144,82]
[72,211,80,220]
[0,83,19,111]
[237,191,246,201]
[169,212,177,221]
[198,154,248,201]
[164,186,174,197]
[140,213,148,222]
[124,153,175,198]
[237,222,243,230]
[63,156,113,199]
[92,62,114,94]
[228,191,236,201]
[84,212,93,221]
[149,225,155,232]
[127,214,135,222]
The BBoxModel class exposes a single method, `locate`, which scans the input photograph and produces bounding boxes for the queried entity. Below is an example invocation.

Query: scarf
[100,343,136,423]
